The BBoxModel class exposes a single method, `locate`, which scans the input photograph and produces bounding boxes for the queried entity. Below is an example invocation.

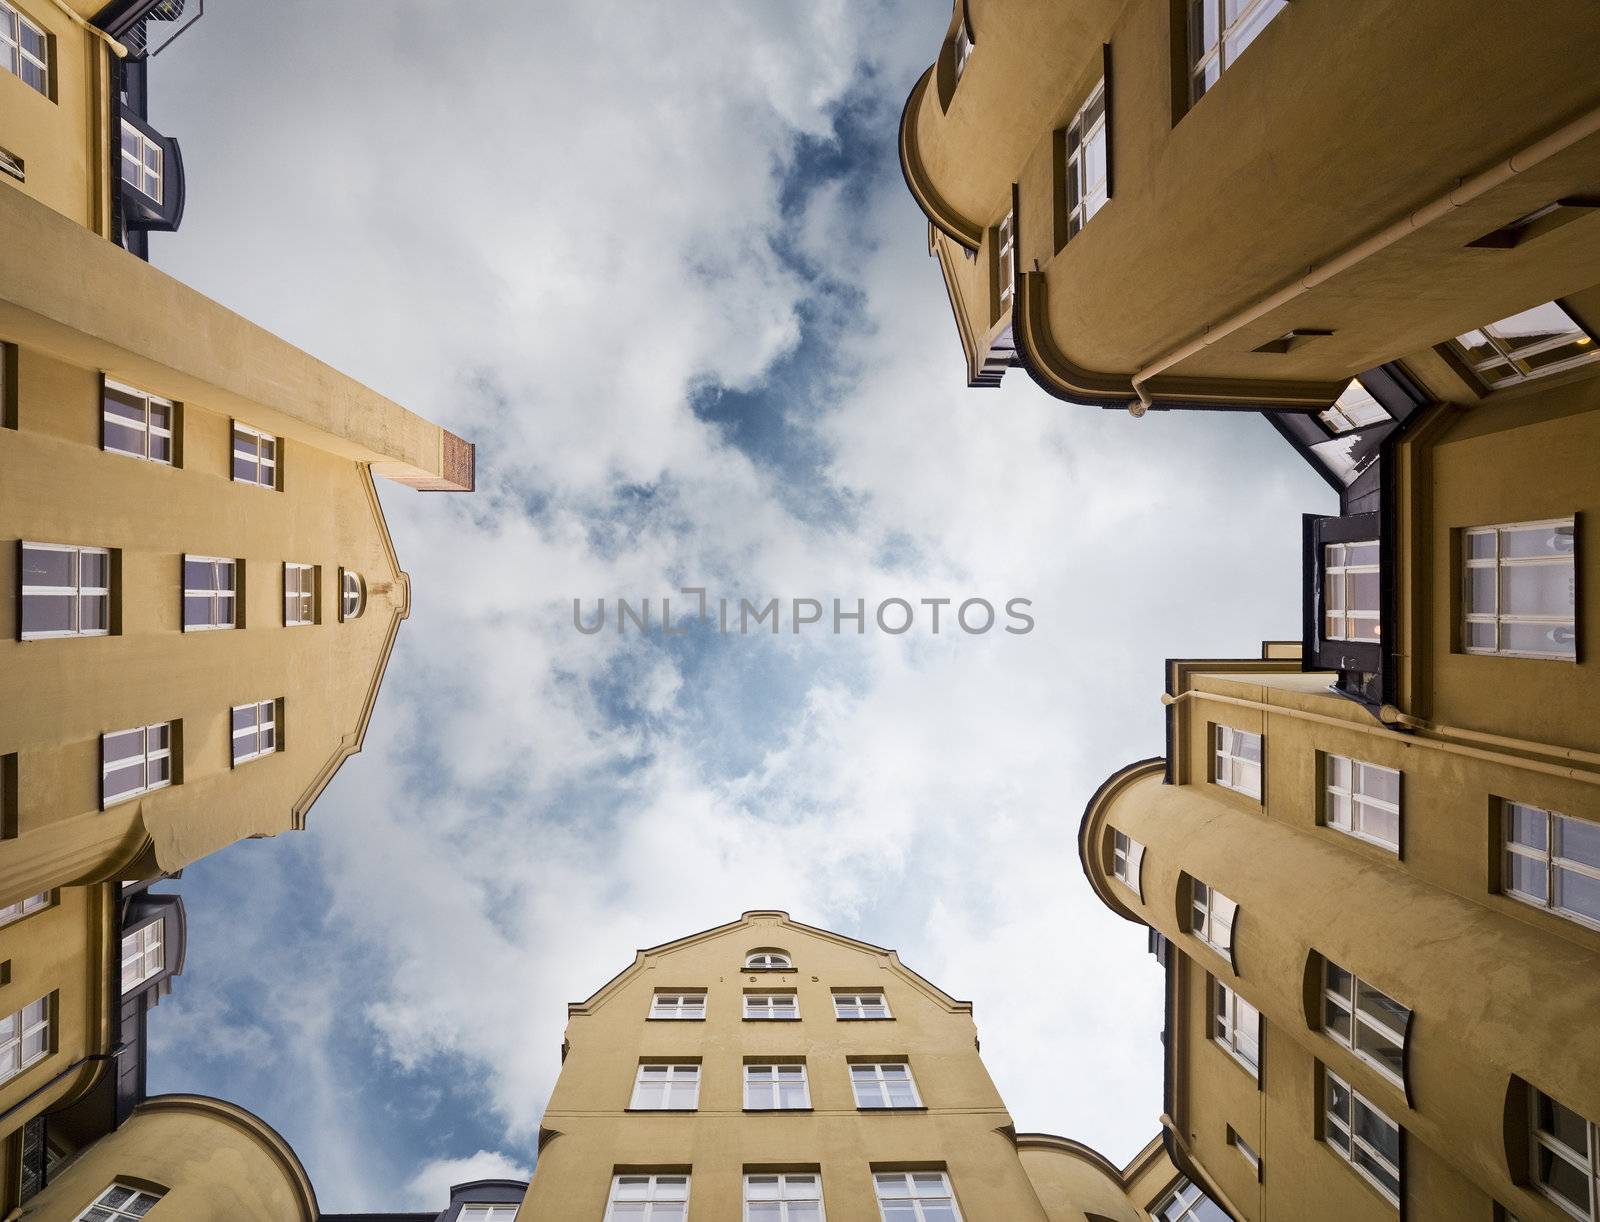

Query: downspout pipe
[1128,102,1600,412]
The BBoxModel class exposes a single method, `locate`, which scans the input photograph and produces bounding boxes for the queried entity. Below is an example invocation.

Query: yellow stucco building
[516,910,1215,1221]
[0,0,473,1208]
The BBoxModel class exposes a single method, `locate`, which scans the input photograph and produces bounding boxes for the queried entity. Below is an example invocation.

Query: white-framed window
[1213,726,1262,798]
[873,1171,961,1221]
[953,19,972,82]
[1504,800,1600,930]
[284,562,317,626]
[1463,519,1576,660]
[606,1174,689,1221]
[744,1172,824,1222]
[20,543,110,639]
[1111,829,1144,897]
[629,1063,700,1110]
[119,119,162,203]
[1322,959,1409,1088]
[649,992,706,1020]
[1188,0,1287,103]
[1064,78,1108,239]
[1229,1126,1261,1178]
[458,1207,520,1222]
[0,996,49,1084]
[1324,540,1380,643]
[232,421,278,489]
[121,920,163,993]
[71,1185,165,1222]
[231,700,277,766]
[744,1063,810,1110]
[996,212,1015,308]
[1323,1064,1402,1206]
[744,993,798,1020]
[1189,878,1236,959]
[0,893,49,927]
[1529,1084,1598,1220]
[851,1061,921,1109]
[0,2,48,97]
[1453,302,1600,389]
[1324,755,1401,852]
[833,992,891,1020]
[101,723,172,807]
[1211,977,1260,1077]
[1153,1178,1227,1222]
[340,568,366,621]
[1320,379,1390,435]
[745,950,792,970]
[102,379,173,464]
[182,555,237,631]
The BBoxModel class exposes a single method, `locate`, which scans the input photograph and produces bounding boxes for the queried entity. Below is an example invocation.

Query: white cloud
[145,0,1334,1209]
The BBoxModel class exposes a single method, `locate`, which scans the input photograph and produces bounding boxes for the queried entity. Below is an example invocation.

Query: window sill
[834,1016,894,1021]
[857,1105,928,1113]
[741,1017,800,1022]
[624,1108,698,1114]
[645,1016,706,1022]
[743,1107,813,1114]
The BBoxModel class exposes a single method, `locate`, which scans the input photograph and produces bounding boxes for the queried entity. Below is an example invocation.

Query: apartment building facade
[1080,639,1600,1222]
[516,910,1216,1220]
[900,0,1600,412]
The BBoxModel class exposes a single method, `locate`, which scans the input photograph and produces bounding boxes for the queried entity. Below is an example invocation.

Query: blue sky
[142,2,1332,1210]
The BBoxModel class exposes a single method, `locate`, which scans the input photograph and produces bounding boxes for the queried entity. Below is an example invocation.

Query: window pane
[22,594,73,634]
[1557,816,1600,868]
[1324,998,1352,1043]
[1508,804,1549,850]
[1536,1147,1590,1210]
[1506,852,1548,901]
[1502,523,1575,560]
[1554,868,1600,924]
[22,547,73,588]
[1501,564,1575,618]
[1466,567,1497,614]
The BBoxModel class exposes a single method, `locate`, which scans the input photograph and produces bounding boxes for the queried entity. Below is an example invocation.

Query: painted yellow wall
[521,913,1156,1221]
[17,1095,317,1221]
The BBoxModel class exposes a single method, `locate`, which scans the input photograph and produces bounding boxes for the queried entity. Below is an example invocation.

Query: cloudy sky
[143,2,1330,1211]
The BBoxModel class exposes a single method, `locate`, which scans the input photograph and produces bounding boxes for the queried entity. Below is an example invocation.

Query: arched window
[339,568,366,621]
[744,949,791,971]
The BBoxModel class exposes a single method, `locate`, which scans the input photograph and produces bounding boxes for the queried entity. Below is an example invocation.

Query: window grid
[606,1174,689,1221]
[851,1061,921,1109]
[1453,302,1600,388]
[873,1171,961,1221]
[102,379,173,464]
[232,421,277,488]
[744,1063,810,1110]
[1211,978,1260,1077]
[182,555,237,631]
[1504,801,1600,931]
[1111,829,1144,895]
[1189,878,1236,958]
[1154,1178,1226,1222]
[1324,755,1401,851]
[0,893,49,927]
[1323,540,1380,643]
[1322,959,1409,1087]
[744,993,798,1020]
[1213,725,1262,798]
[833,992,891,1020]
[953,21,972,81]
[997,212,1015,307]
[1064,79,1107,239]
[1230,1127,1261,1176]
[71,1184,164,1221]
[1188,0,1288,103]
[0,997,49,1084]
[1530,1085,1598,1221]
[649,992,706,1020]
[231,700,277,765]
[20,543,110,639]
[745,951,792,970]
[0,2,48,96]
[101,723,172,807]
[119,120,161,202]
[121,920,163,993]
[458,1208,519,1222]
[630,1063,700,1111]
[1319,379,1389,435]
[744,1172,823,1222]
[1323,1065,1402,1206]
[284,563,316,626]
[340,569,367,620]
[1463,519,1576,660]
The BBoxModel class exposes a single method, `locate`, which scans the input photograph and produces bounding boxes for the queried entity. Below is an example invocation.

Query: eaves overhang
[898,66,983,252]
